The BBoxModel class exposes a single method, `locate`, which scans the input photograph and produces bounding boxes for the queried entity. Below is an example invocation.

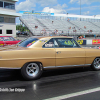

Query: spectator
[78,28,81,30]
[84,26,86,29]
[77,36,79,40]
[60,31,63,36]
[94,35,96,39]
[61,31,64,36]
[47,32,49,36]
[69,27,71,29]
[72,27,75,29]
[54,29,57,35]
[42,29,46,36]
[35,25,38,28]
[56,30,58,35]
[73,30,77,32]
[67,18,70,21]
[68,31,69,36]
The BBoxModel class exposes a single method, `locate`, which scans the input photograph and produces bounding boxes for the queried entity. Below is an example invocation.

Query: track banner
[92,39,100,44]
[76,40,86,45]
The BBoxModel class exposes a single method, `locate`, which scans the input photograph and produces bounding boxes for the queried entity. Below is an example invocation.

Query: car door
[42,38,56,68]
[5,41,18,45]
[54,38,85,67]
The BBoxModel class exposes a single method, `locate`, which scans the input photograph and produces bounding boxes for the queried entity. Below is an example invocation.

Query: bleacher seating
[20,17,100,36]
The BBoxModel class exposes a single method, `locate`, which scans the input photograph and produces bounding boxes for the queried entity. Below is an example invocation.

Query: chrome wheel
[26,63,39,77]
[93,58,100,70]
[21,62,43,80]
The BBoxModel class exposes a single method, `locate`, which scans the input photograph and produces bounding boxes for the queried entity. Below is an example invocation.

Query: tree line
[16,25,29,32]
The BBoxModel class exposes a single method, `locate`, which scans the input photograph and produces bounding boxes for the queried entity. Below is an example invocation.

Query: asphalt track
[0,45,100,100]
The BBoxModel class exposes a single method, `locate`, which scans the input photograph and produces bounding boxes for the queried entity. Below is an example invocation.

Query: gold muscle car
[0,36,100,80]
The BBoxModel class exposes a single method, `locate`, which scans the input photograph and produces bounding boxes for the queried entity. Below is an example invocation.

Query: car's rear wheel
[21,62,43,80]
[91,58,100,71]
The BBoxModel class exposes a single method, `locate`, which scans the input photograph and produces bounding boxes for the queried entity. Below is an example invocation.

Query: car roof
[0,36,12,37]
[30,36,73,39]
[28,36,74,48]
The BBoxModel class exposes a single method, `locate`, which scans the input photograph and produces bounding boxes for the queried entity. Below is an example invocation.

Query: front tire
[91,58,100,71]
[21,62,43,80]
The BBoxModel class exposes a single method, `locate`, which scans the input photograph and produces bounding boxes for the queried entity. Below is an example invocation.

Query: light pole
[80,0,81,15]
[80,0,81,21]
[67,13,68,20]
[94,15,96,22]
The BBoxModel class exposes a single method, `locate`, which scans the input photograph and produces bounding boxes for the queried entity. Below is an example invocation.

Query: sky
[16,0,100,16]
[16,0,100,24]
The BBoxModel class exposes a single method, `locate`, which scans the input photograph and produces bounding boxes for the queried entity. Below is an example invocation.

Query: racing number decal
[64,41,73,45]
[76,40,83,45]
[32,41,36,44]
[39,40,48,42]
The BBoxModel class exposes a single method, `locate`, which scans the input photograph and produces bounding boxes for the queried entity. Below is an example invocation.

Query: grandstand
[19,12,100,36]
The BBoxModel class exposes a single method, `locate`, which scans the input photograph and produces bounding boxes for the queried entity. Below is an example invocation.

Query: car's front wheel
[21,62,43,80]
[91,58,100,71]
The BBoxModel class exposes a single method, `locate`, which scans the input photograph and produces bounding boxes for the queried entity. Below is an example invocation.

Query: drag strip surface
[0,67,100,100]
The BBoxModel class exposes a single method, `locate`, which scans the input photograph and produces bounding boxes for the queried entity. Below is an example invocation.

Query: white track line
[44,87,100,100]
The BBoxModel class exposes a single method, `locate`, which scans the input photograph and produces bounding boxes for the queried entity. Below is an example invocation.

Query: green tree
[16,25,29,32]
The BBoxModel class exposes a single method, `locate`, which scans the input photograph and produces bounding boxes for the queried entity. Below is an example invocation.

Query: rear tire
[21,62,43,80]
[91,58,100,71]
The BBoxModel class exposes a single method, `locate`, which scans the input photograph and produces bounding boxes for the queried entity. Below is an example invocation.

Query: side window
[43,38,54,48]
[54,38,80,48]
[0,37,3,41]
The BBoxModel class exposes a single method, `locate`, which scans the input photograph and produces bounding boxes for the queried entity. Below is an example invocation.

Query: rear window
[19,38,38,47]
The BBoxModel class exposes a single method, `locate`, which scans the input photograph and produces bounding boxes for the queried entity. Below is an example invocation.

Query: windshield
[0,37,16,41]
[18,37,39,47]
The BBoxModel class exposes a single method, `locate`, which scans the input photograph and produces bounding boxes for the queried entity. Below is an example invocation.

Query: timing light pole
[80,0,81,21]
[80,0,81,15]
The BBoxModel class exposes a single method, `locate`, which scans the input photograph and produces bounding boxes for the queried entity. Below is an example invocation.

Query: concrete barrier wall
[78,39,100,45]
[87,40,92,45]
[92,39,100,45]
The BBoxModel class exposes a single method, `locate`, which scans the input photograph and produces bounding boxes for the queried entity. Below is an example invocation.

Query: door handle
[56,51,61,54]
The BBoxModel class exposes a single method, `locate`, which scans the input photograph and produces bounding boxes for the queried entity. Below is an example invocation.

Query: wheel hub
[26,63,39,76]
[94,58,100,69]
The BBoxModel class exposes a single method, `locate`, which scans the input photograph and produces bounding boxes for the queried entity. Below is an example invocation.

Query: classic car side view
[0,36,21,46]
[0,36,100,80]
